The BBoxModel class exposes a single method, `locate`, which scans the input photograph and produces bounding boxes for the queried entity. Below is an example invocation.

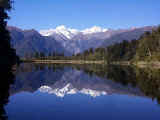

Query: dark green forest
[0,0,18,67]
[106,27,160,62]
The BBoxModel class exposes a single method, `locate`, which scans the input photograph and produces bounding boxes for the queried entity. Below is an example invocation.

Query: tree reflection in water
[0,67,15,120]
[14,64,160,103]
[71,64,160,104]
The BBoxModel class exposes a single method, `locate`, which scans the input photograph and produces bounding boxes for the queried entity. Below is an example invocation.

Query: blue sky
[8,0,160,30]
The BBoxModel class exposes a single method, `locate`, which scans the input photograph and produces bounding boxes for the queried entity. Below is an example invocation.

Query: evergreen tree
[40,52,45,59]
[89,48,93,54]
[48,52,51,57]
[0,0,18,66]
[34,52,39,59]
[52,51,56,57]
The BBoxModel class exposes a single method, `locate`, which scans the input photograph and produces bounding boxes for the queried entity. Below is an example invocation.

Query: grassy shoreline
[22,59,106,64]
[22,59,160,68]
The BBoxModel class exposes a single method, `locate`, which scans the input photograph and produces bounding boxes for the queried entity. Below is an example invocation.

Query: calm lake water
[2,63,160,120]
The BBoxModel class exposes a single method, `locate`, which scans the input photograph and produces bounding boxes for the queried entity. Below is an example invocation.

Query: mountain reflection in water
[10,63,160,102]
[4,63,160,120]
[11,64,138,97]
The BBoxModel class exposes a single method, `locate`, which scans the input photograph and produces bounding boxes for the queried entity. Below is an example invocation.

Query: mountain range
[8,25,155,57]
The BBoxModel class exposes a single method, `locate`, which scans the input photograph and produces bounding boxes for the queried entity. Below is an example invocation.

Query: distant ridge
[8,25,155,57]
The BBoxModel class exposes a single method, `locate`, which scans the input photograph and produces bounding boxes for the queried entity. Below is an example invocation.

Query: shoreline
[21,59,160,68]
[22,59,106,64]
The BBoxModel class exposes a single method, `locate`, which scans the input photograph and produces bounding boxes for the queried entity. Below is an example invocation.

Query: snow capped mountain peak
[40,25,79,39]
[39,28,55,36]
[39,25,108,39]
[82,26,108,34]
[56,25,66,30]
[38,83,107,98]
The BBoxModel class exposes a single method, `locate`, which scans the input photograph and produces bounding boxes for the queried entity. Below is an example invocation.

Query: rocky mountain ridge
[8,25,155,57]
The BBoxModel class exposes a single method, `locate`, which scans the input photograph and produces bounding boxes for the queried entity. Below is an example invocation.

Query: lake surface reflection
[4,63,160,120]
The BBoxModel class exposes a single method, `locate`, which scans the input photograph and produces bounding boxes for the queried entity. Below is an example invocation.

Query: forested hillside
[71,26,160,63]
[106,26,160,62]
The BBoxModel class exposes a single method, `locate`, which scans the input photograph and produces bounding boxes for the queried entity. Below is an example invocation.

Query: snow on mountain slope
[40,25,79,39]
[39,25,111,54]
[40,25,108,39]
[82,26,108,34]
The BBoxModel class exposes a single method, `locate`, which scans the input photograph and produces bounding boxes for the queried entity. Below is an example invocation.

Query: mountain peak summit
[82,26,108,34]
[39,25,109,39]
[40,25,79,39]
[56,25,66,30]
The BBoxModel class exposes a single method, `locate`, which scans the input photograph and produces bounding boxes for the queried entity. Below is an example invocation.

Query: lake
[1,63,160,120]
